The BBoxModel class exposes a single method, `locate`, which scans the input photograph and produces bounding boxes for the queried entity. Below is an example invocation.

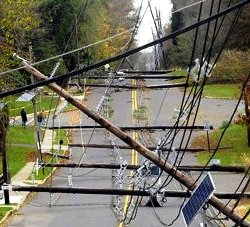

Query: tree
[0,0,40,90]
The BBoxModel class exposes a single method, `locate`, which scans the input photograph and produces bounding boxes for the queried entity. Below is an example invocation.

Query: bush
[209,49,250,84]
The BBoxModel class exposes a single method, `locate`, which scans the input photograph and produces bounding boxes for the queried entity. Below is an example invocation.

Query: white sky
[133,0,173,46]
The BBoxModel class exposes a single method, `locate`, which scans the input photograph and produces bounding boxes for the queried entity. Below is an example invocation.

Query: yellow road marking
[118,80,138,227]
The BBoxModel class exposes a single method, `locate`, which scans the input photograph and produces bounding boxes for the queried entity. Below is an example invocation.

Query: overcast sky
[133,0,173,46]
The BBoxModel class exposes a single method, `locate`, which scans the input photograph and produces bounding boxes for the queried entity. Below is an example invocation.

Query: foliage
[193,124,250,166]
[211,50,250,84]
[166,0,250,70]
[0,0,40,90]
[229,4,250,50]
[166,34,193,67]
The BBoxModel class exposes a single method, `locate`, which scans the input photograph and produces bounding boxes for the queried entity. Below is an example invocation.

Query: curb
[202,95,237,100]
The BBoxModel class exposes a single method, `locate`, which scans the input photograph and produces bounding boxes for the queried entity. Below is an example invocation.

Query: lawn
[202,83,241,99]
[0,206,13,220]
[194,124,250,166]
[5,95,58,117]
[173,68,241,99]
[6,126,35,144]
[0,126,36,176]
[0,146,35,176]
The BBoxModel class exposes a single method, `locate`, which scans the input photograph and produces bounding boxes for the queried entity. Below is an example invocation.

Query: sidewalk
[0,128,69,206]
[0,94,80,223]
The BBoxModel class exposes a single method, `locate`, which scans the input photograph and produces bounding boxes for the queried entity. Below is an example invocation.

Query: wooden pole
[11,186,250,199]
[0,105,10,204]
[22,62,250,226]
[68,143,232,152]
[41,162,246,173]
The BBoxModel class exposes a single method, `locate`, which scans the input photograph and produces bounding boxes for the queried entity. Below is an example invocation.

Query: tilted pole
[21,62,250,226]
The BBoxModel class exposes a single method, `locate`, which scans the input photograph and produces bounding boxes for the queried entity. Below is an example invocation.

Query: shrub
[209,50,250,84]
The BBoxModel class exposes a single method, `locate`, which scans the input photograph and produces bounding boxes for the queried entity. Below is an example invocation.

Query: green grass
[202,83,241,99]
[0,126,36,176]
[54,129,67,145]
[6,126,35,144]
[0,206,13,220]
[27,150,65,181]
[173,68,241,99]
[6,95,58,117]
[0,147,35,176]
[195,124,250,166]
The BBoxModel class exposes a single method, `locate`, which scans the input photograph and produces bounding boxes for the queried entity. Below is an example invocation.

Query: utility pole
[0,103,10,204]
[20,62,250,226]
[29,43,42,163]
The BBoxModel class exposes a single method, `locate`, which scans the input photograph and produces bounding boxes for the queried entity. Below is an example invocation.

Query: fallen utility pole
[11,186,250,200]
[74,75,185,80]
[21,62,250,226]
[41,163,246,173]
[119,70,173,74]
[68,143,231,152]
[69,82,188,89]
[49,125,213,131]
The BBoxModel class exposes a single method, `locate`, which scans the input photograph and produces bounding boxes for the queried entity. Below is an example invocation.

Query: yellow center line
[118,80,138,227]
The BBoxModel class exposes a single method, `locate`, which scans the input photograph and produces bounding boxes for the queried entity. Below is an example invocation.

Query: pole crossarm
[41,163,246,173]
[74,75,185,80]
[119,70,174,74]
[11,186,250,200]
[68,143,232,152]
[49,125,213,131]
[69,82,188,89]
[20,62,250,226]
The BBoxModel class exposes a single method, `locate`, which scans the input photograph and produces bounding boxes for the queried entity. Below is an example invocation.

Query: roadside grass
[0,206,13,220]
[0,126,36,176]
[6,95,58,117]
[7,126,35,144]
[0,147,35,176]
[173,68,241,99]
[27,150,65,181]
[54,129,68,145]
[193,124,250,166]
[202,83,241,99]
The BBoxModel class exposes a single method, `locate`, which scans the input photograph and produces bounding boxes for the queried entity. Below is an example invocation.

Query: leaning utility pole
[20,62,250,226]
[0,104,10,204]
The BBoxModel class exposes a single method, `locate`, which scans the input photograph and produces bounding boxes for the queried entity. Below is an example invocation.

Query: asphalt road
[6,79,247,227]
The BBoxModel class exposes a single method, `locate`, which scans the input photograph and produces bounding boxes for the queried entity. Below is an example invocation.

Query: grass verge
[0,206,13,220]
[7,126,35,144]
[202,83,241,99]
[193,124,250,166]
[6,95,58,117]
[0,147,35,176]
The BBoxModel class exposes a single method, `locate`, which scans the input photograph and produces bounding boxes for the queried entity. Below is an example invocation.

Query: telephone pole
[20,62,250,226]
[0,103,10,204]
